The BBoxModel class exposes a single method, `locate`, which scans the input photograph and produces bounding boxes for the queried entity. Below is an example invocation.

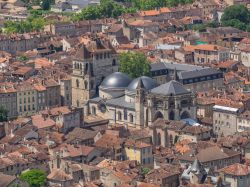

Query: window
[76,79,79,88]
[92,106,96,115]
[84,81,88,89]
[117,111,122,121]
[112,59,116,66]
[129,114,133,123]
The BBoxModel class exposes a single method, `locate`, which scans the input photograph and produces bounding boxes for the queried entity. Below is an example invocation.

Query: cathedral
[71,36,196,129]
[87,72,197,129]
[71,36,119,107]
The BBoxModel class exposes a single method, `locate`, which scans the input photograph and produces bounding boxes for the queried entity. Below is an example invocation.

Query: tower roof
[127,76,158,91]
[150,80,189,95]
[100,72,132,89]
[136,78,145,89]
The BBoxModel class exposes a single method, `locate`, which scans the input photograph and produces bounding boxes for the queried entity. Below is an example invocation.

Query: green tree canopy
[72,0,129,21]
[20,169,46,187]
[119,52,151,78]
[221,4,250,31]
[41,0,51,10]
[3,16,46,34]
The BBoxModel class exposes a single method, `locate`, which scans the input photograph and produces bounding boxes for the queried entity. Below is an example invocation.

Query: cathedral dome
[100,72,132,89]
[127,76,158,91]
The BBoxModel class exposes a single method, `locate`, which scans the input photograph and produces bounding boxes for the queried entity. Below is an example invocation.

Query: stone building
[71,37,118,107]
[0,84,17,119]
[88,72,196,129]
[150,62,224,92]
[213,104,244,137]
[218,164,250,187]
[16,82,38,117]
[194,44,230,64]
[59,77,72,106]
[0,33,50,54]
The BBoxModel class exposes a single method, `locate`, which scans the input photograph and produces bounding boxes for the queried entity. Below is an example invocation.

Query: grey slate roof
[89,97,103,103]
[178,67,221,80]
[106,96,135,110]
[150,80,189,95]
[150,62,203,72]
[100,72,132,89]
[181,159,207,181]
[127,76,158,91]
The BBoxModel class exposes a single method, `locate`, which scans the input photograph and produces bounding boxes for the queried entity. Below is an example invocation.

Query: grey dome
[100,72,132,89]
[151,80,189,95]
[127,76,158,91]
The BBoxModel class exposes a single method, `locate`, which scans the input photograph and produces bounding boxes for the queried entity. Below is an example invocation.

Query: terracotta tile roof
[179,146,240,163]
[181,126,211,135]
[55,143,95,158]
[41,106,71,116]
[137,182,160,187]
[125,139,151,149]
[0,173,16,186]
[34,84,46,91]
[139,10,160,16]
[13,66,33,75]
[240,37,250,44]
[160,7,171,13]
[47,169,73,181]
[108,24,123,33]
[33,58,53,69]
[216,60,238,69]
[31,115,56,129]
[146,165,180,181]
[94,134,124,149]
[128,20,158,27]
[182,45,197,52]
[193,44,227,51]
[218,163,250,176]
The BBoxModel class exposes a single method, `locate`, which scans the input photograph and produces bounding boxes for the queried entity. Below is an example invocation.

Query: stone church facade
[71,37,119,107]
[87,72,197,129]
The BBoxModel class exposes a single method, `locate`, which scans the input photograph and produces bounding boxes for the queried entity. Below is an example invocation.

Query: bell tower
[135,78,145,128]
[71,60,95,107]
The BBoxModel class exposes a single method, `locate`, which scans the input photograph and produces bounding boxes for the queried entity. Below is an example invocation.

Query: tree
[0,106,8,122]
[20,169,46,187]
[221,4,250,31]
[119,52,151,78]
[222,4,250,24]
[141,167,151,178]
[41,0,51,10]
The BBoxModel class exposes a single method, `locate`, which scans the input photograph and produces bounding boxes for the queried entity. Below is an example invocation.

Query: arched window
[169,111,175,120]
[90,81,94,90]
[129,114,133,123]
[180,111,190,119]
[84,81,88,89]
[80,63,82,70]
[117,111,122,121]
[76,79,79,88]
[157,133,161,146]
[76,100,79,107]
[86,63,88,72]
[112,59,116,66]
[92,106,96,115]
[153,111,163,121]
